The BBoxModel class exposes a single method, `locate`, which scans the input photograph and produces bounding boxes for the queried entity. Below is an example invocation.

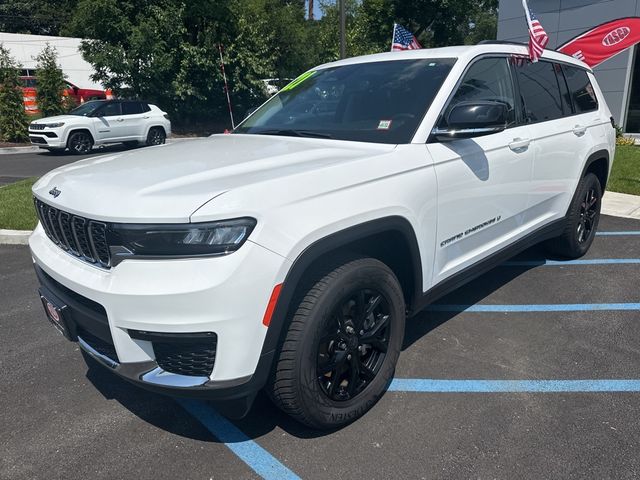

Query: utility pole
[339,0,346,59]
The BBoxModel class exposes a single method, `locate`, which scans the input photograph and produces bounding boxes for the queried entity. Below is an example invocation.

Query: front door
[428,56,534,285]
[91,102,127,142]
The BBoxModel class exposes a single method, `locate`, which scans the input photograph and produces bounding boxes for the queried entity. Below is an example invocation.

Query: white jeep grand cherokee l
[28,99,171,154]
[30,43,615,429]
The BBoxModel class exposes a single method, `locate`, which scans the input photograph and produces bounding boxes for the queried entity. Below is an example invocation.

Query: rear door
[429,56,535,284]
[513,60,593,224]
[120,101,147,139]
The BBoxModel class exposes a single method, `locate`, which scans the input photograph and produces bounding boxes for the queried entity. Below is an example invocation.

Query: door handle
[143,116,150,119]
[116,117,124,122]
[573,125,587,136]
[508,138,531,151]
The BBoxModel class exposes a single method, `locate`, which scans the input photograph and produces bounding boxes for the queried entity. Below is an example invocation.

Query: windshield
[69,101,105,116]
[235,58,456,144]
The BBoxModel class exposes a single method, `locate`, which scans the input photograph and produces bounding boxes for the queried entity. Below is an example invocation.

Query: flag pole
[390,23,397,51]
[522,0,532,28]
[218,43,235,130]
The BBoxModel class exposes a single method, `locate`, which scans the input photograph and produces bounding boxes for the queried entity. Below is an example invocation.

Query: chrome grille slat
[34,198,111,269]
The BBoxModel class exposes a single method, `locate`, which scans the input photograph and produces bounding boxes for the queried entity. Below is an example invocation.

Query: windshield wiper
[253,129,333,139]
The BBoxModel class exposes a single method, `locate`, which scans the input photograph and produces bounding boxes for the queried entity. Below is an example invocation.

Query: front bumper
[28,129,65,148]
[30,224,289,411]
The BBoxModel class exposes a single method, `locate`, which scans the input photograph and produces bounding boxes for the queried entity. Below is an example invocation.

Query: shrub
[34,44,67,117]
[0,44,29,142]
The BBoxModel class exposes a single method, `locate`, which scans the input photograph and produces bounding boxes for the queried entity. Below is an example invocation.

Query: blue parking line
[596,231,640,236]
[389,379,640,392]
[428,303,640,312]
[502,258,640,267]
[178,399,300,480]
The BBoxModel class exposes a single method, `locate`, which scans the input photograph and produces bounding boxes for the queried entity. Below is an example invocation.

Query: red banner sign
[558,17,640,68]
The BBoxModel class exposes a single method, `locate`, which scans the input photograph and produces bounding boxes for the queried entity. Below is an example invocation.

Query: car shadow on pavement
[83,351,335,441]
[37,143,135,157]
[402,244,557,350]
[82,244,565,442]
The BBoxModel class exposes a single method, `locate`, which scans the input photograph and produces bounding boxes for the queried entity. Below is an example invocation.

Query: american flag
[522,0,549,62]
[391,23,422,51]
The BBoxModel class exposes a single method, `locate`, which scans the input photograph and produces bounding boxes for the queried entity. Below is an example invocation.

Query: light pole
[340,0,346,59]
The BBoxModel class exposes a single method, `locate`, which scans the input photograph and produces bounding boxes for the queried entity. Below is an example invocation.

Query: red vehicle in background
[20,69,107,114]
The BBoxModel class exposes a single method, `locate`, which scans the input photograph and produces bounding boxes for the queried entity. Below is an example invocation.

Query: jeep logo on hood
[602,26,631,46]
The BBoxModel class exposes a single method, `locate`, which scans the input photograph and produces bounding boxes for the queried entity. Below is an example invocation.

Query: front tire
[67,131,93,155]
[547,172,602,258]
[268,257,405,429]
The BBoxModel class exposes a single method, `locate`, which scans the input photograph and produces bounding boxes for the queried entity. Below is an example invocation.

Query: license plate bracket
[39,289,73,341]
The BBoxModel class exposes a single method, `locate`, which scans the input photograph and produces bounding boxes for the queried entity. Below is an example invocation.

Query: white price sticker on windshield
[377,120,392,130]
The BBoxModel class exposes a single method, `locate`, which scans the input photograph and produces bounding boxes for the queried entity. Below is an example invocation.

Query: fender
[248,216,423,391]
[579,149,610,188]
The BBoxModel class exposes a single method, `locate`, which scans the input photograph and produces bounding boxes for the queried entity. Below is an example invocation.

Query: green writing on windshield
[280,70,317,92]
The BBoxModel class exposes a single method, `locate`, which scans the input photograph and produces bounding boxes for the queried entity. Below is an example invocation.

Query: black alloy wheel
[577,186,598,244]
[268,256,405,429]
[317,289,391,401]
[546,172,602,258]
[68,131,93,154]
[146,127,166,146]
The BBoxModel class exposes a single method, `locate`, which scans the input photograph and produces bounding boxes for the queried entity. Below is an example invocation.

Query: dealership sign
[558,17,640,67]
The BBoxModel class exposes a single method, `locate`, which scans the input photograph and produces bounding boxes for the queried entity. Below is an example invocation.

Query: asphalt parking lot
[0,145,132,187]
[2,213,640,479]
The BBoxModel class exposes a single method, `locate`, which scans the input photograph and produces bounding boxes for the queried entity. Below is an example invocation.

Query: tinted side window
[515,60,565,123]
[555,63,573,115]
[563,66,598,113]
[440,57,516,128]
[122,101,143,115]
[100,102,121,116]
[141,103,151,112]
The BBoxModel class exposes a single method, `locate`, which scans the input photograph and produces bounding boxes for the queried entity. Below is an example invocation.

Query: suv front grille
[34,198,111,269]
[29,124,45,130]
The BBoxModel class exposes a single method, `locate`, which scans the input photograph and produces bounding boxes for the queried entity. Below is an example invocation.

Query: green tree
[65,0,274,130]
[34,44,67,117]
[0,44,29,143]
[0,0,78,36]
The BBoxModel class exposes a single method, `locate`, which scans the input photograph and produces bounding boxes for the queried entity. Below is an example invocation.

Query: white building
[0,32,102,89]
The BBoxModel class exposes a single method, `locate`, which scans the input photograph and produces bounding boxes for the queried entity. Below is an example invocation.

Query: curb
[602,191,640,220]
[0,145,41,155]
[0,229,31,245]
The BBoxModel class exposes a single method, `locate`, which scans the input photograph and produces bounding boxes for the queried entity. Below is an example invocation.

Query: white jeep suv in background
[30,43,615,429]
[28,99,171,154]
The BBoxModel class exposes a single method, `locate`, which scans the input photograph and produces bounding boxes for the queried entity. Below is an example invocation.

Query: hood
[33,135,396,223]
[30,115,80,124]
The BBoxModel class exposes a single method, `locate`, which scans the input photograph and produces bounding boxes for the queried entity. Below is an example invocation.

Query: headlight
[44,122,65,128]
[108,218,256,258]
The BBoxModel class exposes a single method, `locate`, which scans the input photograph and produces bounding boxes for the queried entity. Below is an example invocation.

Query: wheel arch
[145,124,166,137]
[252,216,423,388]
[581,149,610,191]
[66,128,94,145]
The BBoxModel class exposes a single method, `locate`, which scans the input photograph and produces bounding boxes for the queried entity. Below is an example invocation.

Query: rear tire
[546,172,602,258]
[146,127,166,146]
[268,256,405,429]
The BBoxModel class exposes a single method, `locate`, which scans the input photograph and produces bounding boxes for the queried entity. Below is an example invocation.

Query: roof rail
[477,40,528,46]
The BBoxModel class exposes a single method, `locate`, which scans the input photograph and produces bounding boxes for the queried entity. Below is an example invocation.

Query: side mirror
[433,101,508,141]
